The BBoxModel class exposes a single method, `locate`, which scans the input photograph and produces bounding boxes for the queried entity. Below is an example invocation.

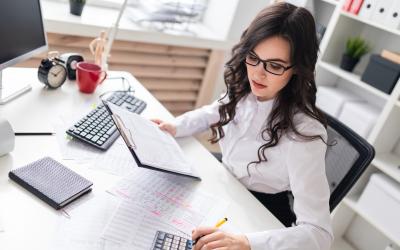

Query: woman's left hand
[192,227,251,250]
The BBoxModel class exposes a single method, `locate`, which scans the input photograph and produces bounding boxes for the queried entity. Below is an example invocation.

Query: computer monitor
[0,0,48,104]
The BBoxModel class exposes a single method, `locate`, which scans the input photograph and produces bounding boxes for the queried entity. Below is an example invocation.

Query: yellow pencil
[192,218,229,245]
[214,217,228,228]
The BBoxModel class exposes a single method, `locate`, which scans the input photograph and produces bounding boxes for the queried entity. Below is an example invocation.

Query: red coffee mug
[76,62,107,93]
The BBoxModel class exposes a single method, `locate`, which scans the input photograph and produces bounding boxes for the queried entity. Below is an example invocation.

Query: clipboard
[102,96,201,180]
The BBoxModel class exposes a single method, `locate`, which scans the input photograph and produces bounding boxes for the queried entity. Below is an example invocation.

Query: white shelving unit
[373,153,400,183]
[343,195,400,247]
[318,61,390,101]
[319,0,339,6]
[309,0,400,249]
[332,239,357,250]
[340,11,400,37]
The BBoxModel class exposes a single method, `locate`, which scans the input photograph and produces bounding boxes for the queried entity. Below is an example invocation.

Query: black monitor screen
[0,0,46,65]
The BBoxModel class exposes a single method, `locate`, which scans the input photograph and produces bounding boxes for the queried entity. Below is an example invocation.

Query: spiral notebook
[9,157,93,209]
[102,100,200,180]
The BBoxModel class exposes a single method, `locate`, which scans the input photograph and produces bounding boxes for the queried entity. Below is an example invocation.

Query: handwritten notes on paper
[102,200,189,248]
[103,169,228,247]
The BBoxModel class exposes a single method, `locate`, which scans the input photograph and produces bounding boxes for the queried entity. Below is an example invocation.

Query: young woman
[152,2,333,250]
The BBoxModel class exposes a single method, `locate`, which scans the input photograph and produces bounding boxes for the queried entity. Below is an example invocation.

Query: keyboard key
[106,125,117,135]
[91,135,100,142]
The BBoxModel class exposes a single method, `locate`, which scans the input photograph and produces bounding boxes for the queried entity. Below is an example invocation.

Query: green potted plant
[69,0,86,16]
[340,36,370,72]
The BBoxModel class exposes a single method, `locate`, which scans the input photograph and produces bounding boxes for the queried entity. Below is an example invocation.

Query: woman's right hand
[151,118,177,137]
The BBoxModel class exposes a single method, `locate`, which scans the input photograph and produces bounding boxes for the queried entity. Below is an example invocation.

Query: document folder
[102,98,201,180]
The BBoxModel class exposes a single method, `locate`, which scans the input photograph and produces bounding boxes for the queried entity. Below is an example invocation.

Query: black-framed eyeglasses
[245,51,294,76]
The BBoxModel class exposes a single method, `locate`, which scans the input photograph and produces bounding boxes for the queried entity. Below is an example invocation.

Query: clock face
[48,64,67,88]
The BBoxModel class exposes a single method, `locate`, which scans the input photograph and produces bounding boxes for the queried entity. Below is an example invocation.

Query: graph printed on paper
[108,170,220,233]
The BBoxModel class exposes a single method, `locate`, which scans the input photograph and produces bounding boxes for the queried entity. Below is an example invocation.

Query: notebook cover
[9,157,93,210]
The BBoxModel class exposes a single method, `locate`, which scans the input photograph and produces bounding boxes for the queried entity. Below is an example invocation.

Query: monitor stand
[0,70,32,105]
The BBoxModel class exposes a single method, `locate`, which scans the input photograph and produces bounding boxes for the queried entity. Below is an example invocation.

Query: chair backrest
[324,113,375,211]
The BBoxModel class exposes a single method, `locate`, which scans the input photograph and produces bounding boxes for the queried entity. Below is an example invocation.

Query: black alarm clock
[59,53,84,80]
[38,57,67,89]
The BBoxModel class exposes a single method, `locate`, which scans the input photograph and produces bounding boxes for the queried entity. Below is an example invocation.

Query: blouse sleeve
[245,118,333,250]
[173,98,224,138]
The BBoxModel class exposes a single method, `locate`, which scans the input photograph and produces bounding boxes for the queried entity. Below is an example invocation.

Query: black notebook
[9,157,93,210]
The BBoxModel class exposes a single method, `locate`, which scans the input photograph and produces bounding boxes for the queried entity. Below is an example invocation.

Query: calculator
[151,231,193,250]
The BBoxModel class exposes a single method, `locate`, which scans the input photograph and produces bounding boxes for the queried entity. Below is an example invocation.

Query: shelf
[318,61,390,100]
[372,153,400,183]
[332,237,357,250]
[318,0,339,6]
[340,11,400,37]
[343,195,400,246]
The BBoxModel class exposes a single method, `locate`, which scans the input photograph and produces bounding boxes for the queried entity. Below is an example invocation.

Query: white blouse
[173,93,333,250]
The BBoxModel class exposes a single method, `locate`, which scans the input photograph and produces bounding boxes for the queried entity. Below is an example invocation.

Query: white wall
[211,0,272,100]
[202,0,240,40]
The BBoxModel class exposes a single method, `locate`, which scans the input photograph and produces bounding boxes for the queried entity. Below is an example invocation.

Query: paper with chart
[106,103,200,178]
[104,169,229,246]
[102,200,189,249]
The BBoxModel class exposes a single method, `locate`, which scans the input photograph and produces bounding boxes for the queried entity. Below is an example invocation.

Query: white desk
[0,68,282,250]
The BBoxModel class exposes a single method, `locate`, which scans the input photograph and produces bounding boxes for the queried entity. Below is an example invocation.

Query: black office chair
[324,113,375,211]
[211,113,375,226]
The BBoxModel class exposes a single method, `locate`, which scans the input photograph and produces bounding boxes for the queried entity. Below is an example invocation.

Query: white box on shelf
[316,86,362,117]
[358,173,400,237]
[370,0,395,25]
[338,101,380,137]
[358,0,380,19]
[383,0,400,29]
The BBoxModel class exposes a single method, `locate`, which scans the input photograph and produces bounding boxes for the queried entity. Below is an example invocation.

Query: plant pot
[69,1,85,16]
[340,54,359,72]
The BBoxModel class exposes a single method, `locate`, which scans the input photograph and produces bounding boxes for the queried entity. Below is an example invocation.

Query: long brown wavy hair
[210,2,327,169]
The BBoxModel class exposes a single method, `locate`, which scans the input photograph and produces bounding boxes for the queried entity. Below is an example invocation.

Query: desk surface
[0,68,282,250]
